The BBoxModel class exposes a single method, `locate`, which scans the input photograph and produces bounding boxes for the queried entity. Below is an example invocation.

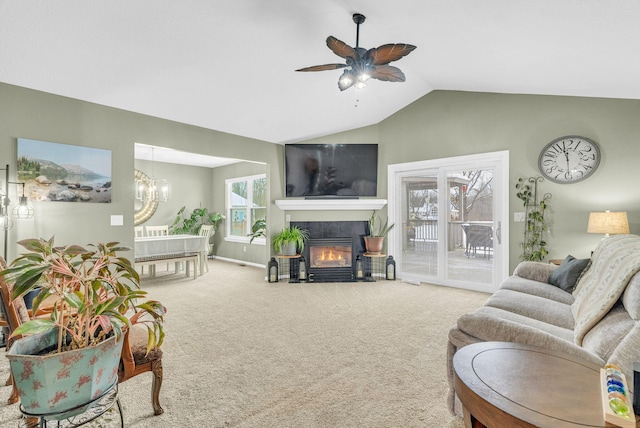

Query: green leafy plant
[515,177,552,261]
[170,206,225,235]
[368,210,395,237]
[0,237,166,354]
[248,218,267,243]
[272,226,309,254]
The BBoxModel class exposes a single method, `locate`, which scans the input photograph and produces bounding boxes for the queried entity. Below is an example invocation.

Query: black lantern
[386,255,396,280]
[355,255,364,280]
[268,257,279,283]
[299,255,307,281]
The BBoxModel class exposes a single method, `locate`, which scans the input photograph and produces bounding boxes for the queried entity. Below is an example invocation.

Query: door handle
[496,221,502,245]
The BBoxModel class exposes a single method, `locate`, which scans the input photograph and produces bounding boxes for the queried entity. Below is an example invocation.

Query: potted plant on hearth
[0,237,166,418]
[364,210,395,255]
[272,226,309,256]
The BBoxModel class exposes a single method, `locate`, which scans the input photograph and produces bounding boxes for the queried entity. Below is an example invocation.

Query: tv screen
[285,144,378,197]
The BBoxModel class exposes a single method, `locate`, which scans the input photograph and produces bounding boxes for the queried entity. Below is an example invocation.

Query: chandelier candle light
[135,147,171,202]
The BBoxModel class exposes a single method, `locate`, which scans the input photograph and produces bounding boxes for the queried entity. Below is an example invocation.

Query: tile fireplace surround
[291,221,367,282]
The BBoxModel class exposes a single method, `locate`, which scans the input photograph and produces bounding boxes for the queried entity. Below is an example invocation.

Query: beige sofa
[447,234,640,416]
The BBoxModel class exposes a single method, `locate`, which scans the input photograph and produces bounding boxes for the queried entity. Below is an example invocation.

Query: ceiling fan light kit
[296,13,416,91]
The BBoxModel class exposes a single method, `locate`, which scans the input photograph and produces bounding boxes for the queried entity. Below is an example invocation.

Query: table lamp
[587,211,630,238]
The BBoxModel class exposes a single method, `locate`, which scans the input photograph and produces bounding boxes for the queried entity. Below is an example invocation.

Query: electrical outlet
[514,212,526,222]
[243,246,247,252]
[285,214,291,222]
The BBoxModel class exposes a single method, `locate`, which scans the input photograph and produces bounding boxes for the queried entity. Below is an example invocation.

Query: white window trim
[224,174,266,245]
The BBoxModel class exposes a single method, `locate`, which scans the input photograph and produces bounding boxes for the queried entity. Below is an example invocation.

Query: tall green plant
[170,206,225,235]
[368,211,395,237]
[515,177,552,261]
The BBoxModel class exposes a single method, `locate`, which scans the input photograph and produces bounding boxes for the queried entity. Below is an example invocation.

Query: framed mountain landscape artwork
[17,138,112,203]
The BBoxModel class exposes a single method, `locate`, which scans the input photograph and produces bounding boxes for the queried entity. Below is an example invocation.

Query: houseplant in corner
[272,226,309,256]
[0,237,166,418]
[364,210,395,254]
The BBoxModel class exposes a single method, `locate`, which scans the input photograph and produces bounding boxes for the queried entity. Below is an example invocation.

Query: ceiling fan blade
[366,44,417,65]
[326,36,357,60]
[296,64,349,72]
[370,65,406,82]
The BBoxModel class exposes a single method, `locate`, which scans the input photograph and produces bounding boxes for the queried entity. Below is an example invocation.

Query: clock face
[538,136,600,184]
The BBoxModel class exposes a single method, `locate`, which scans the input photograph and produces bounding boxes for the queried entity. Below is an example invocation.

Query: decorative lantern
[386,255,396,280]
[355,255,364,280]
[299,256,307,281]
[268,257,279,283]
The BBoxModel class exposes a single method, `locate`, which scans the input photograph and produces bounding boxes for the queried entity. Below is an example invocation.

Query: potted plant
[515,177,552,261]
[0,237,166,417]
[272,226,309,256]
[248,218,267,244]
[364,210,395,254]
[170,206,225,254]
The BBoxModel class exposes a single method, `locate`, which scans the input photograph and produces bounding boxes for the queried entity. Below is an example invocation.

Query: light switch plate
[110,215,124,226]
[514,212,526,222]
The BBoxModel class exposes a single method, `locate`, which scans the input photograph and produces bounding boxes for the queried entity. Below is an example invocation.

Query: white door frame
[387,150,509,292]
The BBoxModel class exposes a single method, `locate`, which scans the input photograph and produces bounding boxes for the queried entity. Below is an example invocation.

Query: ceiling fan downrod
[353,13,365,48]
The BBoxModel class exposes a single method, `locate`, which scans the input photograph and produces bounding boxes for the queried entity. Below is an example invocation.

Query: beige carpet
[0,260,488,427]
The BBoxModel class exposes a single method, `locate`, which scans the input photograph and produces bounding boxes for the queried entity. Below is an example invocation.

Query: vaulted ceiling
[2,1,639,146]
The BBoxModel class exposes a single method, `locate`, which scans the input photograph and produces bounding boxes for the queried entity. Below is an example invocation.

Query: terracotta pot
[7,329,123,418]
[364,236,384,254]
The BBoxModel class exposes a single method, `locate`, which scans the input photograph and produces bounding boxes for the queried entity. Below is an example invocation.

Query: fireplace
[292,221,367,283]
[308,237,353,282]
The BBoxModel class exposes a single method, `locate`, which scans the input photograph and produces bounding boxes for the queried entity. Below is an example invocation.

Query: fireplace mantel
[275,199,387,211]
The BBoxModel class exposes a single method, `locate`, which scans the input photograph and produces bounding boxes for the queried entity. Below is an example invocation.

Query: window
[226,174,267,243]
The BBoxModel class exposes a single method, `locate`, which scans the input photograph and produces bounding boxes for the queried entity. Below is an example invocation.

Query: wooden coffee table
[453,341,631,428]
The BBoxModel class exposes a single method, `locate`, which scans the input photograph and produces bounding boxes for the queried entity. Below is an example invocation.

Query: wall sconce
[1,164,35,260]
[12,183,34,219]
[587,210,630,238]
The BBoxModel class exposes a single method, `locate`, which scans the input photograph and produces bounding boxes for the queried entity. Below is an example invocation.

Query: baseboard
[211,256,266,270]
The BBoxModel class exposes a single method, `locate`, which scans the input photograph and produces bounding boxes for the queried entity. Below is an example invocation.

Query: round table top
[453,341,609,428]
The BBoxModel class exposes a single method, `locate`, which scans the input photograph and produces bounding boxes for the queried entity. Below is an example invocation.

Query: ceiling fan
[296,13,417,91]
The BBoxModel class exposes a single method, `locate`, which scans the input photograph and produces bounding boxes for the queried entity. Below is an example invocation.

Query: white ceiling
[2,1,640,148]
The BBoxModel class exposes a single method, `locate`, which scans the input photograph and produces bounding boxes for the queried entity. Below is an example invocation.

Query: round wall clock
[537,136,601,184]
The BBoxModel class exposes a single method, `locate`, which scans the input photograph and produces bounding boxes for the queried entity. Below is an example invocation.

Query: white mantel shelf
[275,199,387,211]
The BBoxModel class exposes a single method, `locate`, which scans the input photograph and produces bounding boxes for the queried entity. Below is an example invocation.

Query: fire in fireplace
[308,237,354,282]
[310,245,352,269]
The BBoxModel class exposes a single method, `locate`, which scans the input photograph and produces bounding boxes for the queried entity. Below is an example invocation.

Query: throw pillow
[548,255,590,292]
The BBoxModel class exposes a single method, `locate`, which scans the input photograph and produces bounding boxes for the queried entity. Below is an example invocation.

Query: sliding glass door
[387,151,509,292]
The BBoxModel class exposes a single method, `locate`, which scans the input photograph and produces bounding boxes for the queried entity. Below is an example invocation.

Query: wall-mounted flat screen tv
[285,144,378,197]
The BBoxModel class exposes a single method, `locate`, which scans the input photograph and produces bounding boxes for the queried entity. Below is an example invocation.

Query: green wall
[0,82,281,263]
[2,82,639,272]
[305,91,640,269]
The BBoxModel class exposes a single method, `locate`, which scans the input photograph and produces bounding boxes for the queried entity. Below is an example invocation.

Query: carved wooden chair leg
[8,373,19,405]
[151,359,164,415]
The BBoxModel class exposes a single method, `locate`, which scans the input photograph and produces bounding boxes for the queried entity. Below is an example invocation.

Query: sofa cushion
[582,303,634,361]
[499,275,575,305]
[457,306,574,342]
[485,289,574,329]
[548,255,590,293]
[513,261,558,283]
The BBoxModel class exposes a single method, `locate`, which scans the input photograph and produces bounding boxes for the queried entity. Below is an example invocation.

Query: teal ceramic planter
[7,329,123,417]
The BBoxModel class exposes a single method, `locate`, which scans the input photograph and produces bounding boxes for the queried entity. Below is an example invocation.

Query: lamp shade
[587,211,630,236]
